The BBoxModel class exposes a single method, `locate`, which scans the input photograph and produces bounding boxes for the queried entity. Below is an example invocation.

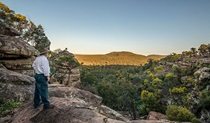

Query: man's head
[39,47,50,56]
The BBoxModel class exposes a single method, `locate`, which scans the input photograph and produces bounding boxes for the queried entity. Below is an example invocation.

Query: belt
[35,73,44,76]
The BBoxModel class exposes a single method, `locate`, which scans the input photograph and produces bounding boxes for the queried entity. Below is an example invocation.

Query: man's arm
[41,57,50,81]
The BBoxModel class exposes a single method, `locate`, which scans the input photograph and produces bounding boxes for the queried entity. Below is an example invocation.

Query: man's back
[32,55,50,77]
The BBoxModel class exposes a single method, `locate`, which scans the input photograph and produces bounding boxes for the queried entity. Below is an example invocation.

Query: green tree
[33,25,51,50]
[198,44,208,56]
[190,47,197,56]
[0,2,50,48]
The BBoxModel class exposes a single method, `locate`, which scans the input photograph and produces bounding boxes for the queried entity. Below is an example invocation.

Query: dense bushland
[80,44,210,122]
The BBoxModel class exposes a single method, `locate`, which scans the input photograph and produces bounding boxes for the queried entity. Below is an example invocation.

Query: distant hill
[74,51,165,65]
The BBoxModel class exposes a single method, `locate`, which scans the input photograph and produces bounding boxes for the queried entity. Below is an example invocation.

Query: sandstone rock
[128,120,163,123]
[0,68,35,102]
[147,111,167,120]
[50,49,80,87]
[0,63,6,69]
[194,67,210,82]
[12,69,34,77]
[71,68,80,74]
[0,20,21,36]
[200,109,210,123]
[0,115,12,123]
[0,58,35,76]
[99,105,129,122]
[10,97,126,123]
[199,58,210,64]
[128,120,191,123]
[49,86,102,106]
[1,58,34,70]
[176,61,191,68]
[0,35,39,58]
[10,84,129,123]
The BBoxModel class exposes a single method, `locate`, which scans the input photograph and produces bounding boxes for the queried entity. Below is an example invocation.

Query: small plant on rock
[0,100,22,117]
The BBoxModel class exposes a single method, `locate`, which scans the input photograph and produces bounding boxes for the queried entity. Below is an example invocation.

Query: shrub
[166,105,195,122]
[193,72,200,79]
[164,73,179,88]
[151,78,162,89]
[191,118,202,123]
[184,77,195,85]
[199,90,210,110]
[154,65,164,73]
[170,87,186,95]
[136,103,147,116]
[0,100,22,116]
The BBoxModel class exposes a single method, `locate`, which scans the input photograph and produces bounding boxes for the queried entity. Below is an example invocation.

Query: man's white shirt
[32,55,50,77]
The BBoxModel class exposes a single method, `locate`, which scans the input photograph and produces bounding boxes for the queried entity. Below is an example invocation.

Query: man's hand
[47,76,50,82]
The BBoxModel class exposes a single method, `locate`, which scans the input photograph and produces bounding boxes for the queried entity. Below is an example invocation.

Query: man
[32,47,55,110]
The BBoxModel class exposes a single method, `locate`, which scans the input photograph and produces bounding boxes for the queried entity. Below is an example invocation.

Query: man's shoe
[43,104,55,110]
[34,103,42,109]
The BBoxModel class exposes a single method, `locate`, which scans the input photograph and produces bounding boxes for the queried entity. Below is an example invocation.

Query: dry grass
[75,52,165,66]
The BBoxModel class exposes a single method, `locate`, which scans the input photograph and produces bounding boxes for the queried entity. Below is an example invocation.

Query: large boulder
[49,86,102,106]
[0,35,39,59]
[49,85,128,121]
[0,68,35,102]
[0,58,35,76]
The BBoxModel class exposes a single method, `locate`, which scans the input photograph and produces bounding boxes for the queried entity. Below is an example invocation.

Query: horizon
[74,50,167,56]
[1,0,210,55]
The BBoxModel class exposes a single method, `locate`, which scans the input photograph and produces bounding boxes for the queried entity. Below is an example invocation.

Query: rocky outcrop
[0,35,39,58]
[0,21,39,76]
[194,58,210,65]
[0,68,35,103]
[9,84,128,123]
[0,21,36,102]
[50,49,80,87]
[10,98,126,123]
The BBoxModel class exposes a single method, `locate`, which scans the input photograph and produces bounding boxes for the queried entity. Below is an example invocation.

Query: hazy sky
[1,0,210,55]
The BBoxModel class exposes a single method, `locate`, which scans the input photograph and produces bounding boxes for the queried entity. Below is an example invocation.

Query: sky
[1,0,210,55]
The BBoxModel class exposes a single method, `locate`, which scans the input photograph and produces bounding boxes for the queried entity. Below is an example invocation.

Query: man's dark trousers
[34,74,50,109]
